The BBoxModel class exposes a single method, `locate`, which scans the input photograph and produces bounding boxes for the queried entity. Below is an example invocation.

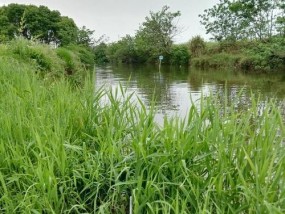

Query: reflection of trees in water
[110,64,189,109]
[188,68,285,101]
[97,65,285,120]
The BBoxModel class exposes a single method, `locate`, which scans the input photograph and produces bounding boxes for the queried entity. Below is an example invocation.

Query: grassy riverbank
[1,42,285,213]
[190,37,285,72]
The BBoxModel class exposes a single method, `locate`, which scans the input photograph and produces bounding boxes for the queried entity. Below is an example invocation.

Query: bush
[188,35,206,57]
[170,44,190,65]
[242,40,285,72]
[94,42,109,64]
[191,53,241,69]
[65,44,95,69]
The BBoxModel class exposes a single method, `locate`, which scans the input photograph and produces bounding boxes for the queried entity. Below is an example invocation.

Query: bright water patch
[95,65,285,125]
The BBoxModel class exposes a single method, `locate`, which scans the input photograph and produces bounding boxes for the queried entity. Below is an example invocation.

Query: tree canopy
[200,0,285,41]
[0,3,95,47]
[135,5,181,59]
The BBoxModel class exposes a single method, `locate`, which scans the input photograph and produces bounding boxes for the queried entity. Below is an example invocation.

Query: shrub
[94,42,109,64]
[188,35,206,57]
[170,44,190,65]
[65,44,95,69]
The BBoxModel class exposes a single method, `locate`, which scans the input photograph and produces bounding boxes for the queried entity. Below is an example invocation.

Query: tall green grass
[0,38,93,85]
[0,57,284,213]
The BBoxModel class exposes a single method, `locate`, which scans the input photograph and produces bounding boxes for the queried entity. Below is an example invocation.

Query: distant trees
[200,0,285,41]
[135,5,181,60]
[96,5,187,65]
[276,0,285,36]
[0,3,95,47]
[77,26,95,47]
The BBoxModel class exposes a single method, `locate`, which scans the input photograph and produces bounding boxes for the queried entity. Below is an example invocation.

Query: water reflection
[95,64,285,124]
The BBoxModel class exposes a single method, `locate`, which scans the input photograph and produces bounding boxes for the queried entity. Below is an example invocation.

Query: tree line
[0,4,189,66]
[94,5,190,65]
[1,2,284,69]
[0,3,95,47]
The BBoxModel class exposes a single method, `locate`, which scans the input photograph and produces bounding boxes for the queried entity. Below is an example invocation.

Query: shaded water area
[95,64,285,124]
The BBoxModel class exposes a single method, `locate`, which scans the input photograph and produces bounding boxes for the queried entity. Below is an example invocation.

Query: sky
[0,0,219,43]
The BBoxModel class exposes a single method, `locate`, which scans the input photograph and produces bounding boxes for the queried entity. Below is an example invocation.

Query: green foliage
[66,44,95,69]
[77,26,95,47]
[94,42,109,64]
[8,38,65,75]
[200,0,283,41]
[188,35,206,57]
[199,0,241,41]
[135,5,181,60]
[107,35,140,63]
[57,16,78,46]
[56,47,80,75]
[0,13,14,42]
[191,37,285,72]
[0,59,285,213]
[191,52,241,69]
[0,38,93,86]
[170,44,190,65]
[103,6,182,65]
[243,38,285,71]
[23,5,61,42]
[0,3,93,47]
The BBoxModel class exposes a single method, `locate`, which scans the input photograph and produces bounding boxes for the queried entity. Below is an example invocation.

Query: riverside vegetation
[92,1,285,72]
[0,39,285,213]
[1,3,284,71]
[0,2,285,213]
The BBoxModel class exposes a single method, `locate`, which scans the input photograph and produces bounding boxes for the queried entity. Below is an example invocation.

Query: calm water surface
[95,65,285,124]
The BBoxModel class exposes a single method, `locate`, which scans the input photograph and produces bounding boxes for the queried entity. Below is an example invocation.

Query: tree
[106,35,138,63]
[94,42,109,64]
[0,4,80,46]
[276,0,285,36]
[0,4,24,40]
[57,16,78,46]
[23,5,61,43]
[199,0,248,41]
[77,26,95,47]
[200,0,281,41]
[233,0,278,39]
[0,10,14,42]
[135,5,181,60]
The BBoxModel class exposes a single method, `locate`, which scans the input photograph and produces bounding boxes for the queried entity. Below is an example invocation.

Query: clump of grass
[191,53,242,69]
[7,38,65,76]
[192,38,285,72]
[56,47,87,85]
[0,57,284,213]
[0,38,93,85]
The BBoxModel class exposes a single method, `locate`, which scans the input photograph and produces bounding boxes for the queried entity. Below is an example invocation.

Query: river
[95,64,285,124]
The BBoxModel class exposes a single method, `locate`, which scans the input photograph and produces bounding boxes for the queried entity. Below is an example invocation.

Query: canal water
[95,64,285,124]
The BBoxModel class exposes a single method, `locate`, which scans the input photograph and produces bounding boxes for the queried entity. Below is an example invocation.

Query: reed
[0,57,284,213]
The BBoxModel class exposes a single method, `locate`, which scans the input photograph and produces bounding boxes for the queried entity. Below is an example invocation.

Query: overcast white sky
[0,0,218,43]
